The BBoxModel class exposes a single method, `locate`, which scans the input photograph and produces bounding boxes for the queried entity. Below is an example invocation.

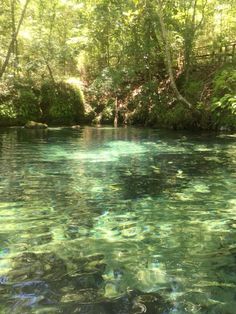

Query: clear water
[0,126,235,314]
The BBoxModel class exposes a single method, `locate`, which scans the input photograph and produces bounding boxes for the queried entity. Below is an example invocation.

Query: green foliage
[0,79,85,126]
[126,77,213,130]
[0,80,39,124]
[210,68,236,129]
[211,94,236,129]
[87,67,130,124]
[0,103,17,126]
[89,68,127,99]
[213,68,236,97]
[183,78,204,103]
[40,81,85,124]
[0,82,17,123]
[129,82,159,125]
[101,99,115,124]
[164,103,187,129]
[0,0,235,129]
[13,82,40,122]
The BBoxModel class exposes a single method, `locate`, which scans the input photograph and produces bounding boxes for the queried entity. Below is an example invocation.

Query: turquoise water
[0,126,235,314]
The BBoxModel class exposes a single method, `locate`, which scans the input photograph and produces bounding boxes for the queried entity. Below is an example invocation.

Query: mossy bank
[0,79,86,127]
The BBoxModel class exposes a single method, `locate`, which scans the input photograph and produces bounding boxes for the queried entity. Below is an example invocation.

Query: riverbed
[0,126,235,313]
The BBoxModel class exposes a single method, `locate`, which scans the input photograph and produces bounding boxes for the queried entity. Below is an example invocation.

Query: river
[0,126,235,313]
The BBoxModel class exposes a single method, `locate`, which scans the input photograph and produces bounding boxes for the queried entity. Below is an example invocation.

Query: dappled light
[0,127,235,313]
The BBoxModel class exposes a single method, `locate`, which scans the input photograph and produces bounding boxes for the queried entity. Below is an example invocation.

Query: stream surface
[0,126,235,314]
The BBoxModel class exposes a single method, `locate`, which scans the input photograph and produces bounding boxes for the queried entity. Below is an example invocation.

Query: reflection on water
[0,126,236,313]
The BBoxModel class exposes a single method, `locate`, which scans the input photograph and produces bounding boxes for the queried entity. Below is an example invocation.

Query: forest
[0,0,235,130]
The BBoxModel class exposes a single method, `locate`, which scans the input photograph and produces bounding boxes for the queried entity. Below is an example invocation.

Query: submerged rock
[69,273,104,290]
[61,288,102,303]
[25,121,48,129]
[62,303,108,314]
[102,289,172,314]
[70,254,106,275]
[10,279,59,306]
[83,261,107,275]
[9,252,67,282]
[60,288,171,314]
[132,292,171,314]
[5,251,171,313]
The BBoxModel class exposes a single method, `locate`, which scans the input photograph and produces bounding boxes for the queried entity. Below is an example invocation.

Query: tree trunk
[10,0,18,76]
[114,97,118,128]
[183,0,197,82]
[46,61,56,84]
[156,0,192,109]
[0,0,30,79]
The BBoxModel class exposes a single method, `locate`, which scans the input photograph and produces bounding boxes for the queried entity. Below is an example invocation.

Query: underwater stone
[61,288,102,303]
[83,261,107,275]
[102,289,172,314]
[104,282,119,298]
[62,303,108,314]
[71,254,106,275]
[132,292,172,314]
[9,252,67,282]
[85,254,105,262]
[75,254,105,264]
[102,294,132,314]
[69,273,104,290]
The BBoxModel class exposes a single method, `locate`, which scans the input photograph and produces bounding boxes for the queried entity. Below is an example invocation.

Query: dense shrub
[129,82,160,125]
[148,101,204,130]
[40,81,85,124]
[0,82,17,125]
[0,79,85,126]
[13,81,41,122]
[127,66,236,130]
[211,94,236,130]
[212,67,236,97]
[100,99,115,124]
[210,67,236,130]
[0,80,40,125]
[183,79,204,103]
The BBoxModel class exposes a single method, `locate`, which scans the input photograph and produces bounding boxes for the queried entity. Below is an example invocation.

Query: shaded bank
[87,64,236,131]
[0,79,86,127]
[0,65,235,131]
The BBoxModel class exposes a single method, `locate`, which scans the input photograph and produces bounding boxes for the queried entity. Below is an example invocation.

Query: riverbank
[0,64,235,131]
[87,64,236,131]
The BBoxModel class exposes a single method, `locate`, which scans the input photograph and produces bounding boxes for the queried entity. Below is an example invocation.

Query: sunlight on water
[44,140,149,163]
[0,127,235,313]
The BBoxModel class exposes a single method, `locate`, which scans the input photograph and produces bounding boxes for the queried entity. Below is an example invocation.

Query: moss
[40,80,85,124]
[25,120,48,129]
[0,79,85,126]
